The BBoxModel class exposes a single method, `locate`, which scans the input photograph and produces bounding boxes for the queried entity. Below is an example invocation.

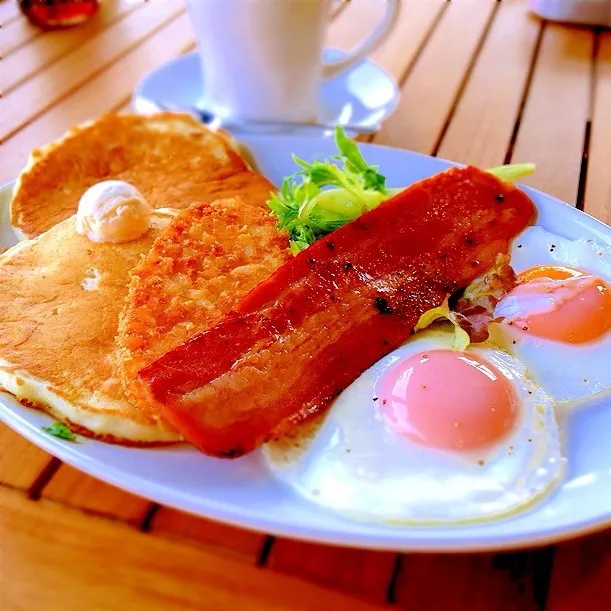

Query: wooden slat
[2,0,145,94]
[364,0,446,84]
[547,532,611,611]
[374,0,497,153]
[0,0,185,142]
[150,507,264,562]
[0,423,53,489]
[1,11,41,56]
[510,23,593,204]
[0,0,21,25]
[437,0,541,168]
[268,539,397,602]
[41,464,151,524]
[0,11,195,184]
[583,32,611,224]
[326,0,390,51]
[1,486,389,611]
[326,0,446,87]
[395,552,546,610]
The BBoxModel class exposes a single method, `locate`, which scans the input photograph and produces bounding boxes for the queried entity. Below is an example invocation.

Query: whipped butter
[76,180,151,243]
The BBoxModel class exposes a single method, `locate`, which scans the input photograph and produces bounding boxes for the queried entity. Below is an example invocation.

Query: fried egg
[493,226,611,403]
[263,328,564,524]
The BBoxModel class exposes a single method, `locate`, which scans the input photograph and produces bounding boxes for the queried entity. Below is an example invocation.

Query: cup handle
[322,0,401,80]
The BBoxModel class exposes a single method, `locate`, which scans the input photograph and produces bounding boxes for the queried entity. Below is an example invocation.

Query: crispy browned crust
[117,196,291,421]
[11,112,253,238]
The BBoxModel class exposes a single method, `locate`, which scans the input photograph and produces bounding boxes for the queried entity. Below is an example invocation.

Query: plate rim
[2,138,611,553]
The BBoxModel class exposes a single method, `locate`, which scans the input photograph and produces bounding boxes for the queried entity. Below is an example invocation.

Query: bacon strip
[139,166,535,457]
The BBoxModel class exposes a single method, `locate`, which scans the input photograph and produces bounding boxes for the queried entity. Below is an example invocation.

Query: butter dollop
[76,180,151,243]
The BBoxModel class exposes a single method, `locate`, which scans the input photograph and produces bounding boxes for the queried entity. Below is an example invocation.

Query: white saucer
[132,49,399,135]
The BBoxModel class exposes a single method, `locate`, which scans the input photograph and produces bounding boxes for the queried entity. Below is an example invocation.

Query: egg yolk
[498,265,611,344]
[378,350,518,452]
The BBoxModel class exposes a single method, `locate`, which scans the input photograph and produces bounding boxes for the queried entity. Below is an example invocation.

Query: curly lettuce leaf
[414,298,471,350]
[414,256,518,348]
[453,254,518,343]
[267,126,395,252]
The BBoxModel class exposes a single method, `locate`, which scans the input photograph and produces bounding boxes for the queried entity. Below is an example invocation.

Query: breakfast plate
[2,134,611,552]
[133,50,400,135]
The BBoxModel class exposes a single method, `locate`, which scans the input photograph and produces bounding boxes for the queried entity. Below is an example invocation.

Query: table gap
[503,21,546,165]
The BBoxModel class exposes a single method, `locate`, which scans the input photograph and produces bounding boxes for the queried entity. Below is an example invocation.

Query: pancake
[10,112,255,239]
[117,197,291,422]
[0,211,181,444]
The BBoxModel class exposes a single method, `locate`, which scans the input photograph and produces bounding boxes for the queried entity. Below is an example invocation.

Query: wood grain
[437,0,541,168]
[583,32,611,224]
[268,539,397,602]
[395,552,550,611]
[547,531,611,611]
[150,507,265,561]
[0,11,195,184]
[41,464,151,524]
[2,0,144,94]
[0,0,20,25]
[510,23,593,204]
[1,10,41,56]
[374,0,497,153]
[0,423,54,490]
[0,0,185,142]
[367,0,446,84]
[0,486,389,611]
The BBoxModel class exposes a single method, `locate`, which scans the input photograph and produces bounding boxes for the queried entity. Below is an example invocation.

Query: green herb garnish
[42,421,77,442]
[267,126,399,253]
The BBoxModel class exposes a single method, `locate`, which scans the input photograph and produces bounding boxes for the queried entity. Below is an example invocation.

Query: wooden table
[1,0,611,608]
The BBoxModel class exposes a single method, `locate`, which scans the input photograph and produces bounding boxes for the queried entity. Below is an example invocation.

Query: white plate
[133,49,399,135]
[2,137,611,552]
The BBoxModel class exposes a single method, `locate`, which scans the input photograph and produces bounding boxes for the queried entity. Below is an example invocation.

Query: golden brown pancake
[10,112,257,239]
[0,211,181,444]
[117,197,291,422]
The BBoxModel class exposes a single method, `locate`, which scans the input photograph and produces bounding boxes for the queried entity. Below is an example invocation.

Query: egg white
[493,226,611,404]
[263,328,564,525]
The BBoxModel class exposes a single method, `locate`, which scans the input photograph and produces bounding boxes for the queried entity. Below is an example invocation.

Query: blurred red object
[19,0,99,29]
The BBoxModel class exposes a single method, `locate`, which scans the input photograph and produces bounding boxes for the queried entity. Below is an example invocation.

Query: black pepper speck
[374,297,393,314]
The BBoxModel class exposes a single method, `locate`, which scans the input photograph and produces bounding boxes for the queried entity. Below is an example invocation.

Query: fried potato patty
[117,196,290,420]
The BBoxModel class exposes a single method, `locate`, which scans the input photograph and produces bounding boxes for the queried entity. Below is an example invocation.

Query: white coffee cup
[187,0,401,122]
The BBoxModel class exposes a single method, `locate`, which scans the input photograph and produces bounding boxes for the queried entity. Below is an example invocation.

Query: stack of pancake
[0,113,289,445]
